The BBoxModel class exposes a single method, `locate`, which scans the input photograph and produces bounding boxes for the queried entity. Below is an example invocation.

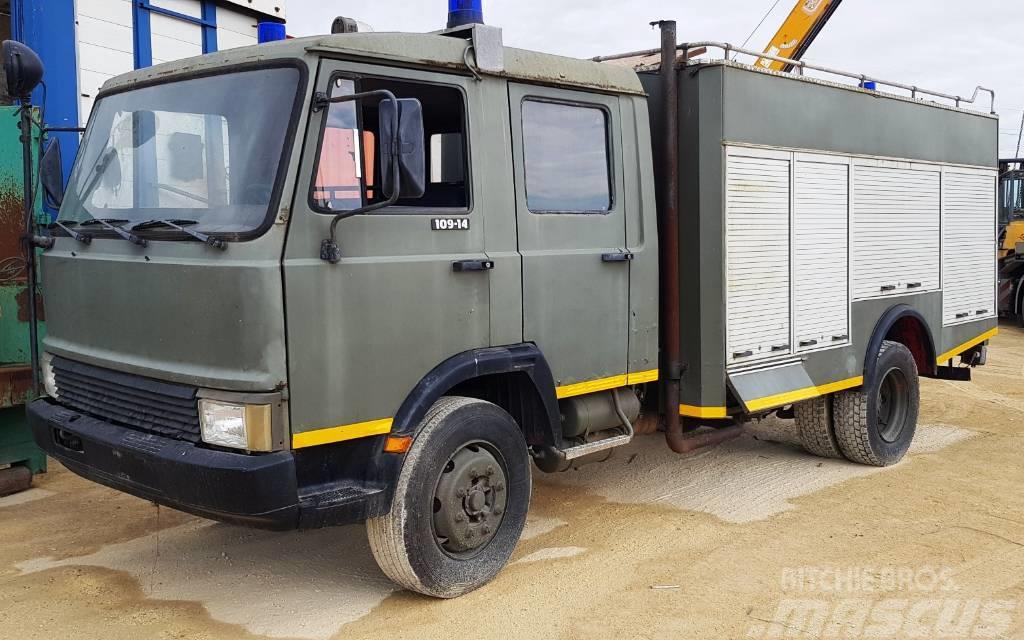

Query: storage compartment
[725,148,791,364]
[793,154,850,351]
[852,162,940,300]
[942,169,997,325]
[641,59,998,410]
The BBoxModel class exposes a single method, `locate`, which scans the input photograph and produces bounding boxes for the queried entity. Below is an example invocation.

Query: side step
[561,390,636,460]
[562,430,633,461]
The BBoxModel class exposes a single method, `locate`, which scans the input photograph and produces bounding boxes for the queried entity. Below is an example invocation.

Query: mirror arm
[320,89,402,264]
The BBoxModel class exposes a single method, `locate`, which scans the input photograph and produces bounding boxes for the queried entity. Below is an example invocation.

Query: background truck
[998,158,1024,324]
[21,5,998,598]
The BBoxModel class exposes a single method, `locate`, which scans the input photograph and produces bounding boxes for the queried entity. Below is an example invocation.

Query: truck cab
[29,26,659,596]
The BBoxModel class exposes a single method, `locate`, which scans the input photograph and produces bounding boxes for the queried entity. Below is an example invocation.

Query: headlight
[199,400,274,451]
[41,353,58,399]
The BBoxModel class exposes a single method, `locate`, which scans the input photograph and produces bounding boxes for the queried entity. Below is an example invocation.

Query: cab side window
[312,77,469,213]
[522,99,611,213]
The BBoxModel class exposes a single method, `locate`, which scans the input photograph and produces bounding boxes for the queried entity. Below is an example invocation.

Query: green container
[0,104,46,477]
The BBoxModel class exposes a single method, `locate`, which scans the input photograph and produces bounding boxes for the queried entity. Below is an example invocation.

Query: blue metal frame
[11,0,81,190]
[133,0,219,69]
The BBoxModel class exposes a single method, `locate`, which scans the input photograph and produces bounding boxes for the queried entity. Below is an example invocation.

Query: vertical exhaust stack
[651,21,688,454]
[448,0,484,29]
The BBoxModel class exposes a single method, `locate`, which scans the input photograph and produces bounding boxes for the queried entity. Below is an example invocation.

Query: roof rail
[594,41,996,114]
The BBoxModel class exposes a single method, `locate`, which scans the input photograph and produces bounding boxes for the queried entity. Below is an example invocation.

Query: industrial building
[4,0,286,178]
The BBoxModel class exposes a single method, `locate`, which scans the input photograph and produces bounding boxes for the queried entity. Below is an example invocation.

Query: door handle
[452,259,494,273]
[602,252,635,263]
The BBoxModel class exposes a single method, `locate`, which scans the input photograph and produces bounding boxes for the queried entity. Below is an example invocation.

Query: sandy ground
[3,325,1024,639]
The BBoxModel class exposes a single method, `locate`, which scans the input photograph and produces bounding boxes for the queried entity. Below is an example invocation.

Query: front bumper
[29,399,387,530]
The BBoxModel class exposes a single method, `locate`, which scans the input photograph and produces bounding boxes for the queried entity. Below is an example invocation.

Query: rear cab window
[521,100,612,214]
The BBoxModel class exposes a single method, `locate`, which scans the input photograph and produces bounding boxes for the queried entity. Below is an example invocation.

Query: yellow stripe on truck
[679,404,730,419]
[555,369,659,400]
[743,376,864,413]
[292,417,394,449]
[935,328,998,364]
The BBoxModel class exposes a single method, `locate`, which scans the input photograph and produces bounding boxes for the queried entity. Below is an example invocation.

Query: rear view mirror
[1,40,43,99]
[379,98,426,200]
[40,139,64,209]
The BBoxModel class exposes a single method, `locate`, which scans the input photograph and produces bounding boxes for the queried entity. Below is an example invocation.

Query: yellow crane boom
[756,0,845,72]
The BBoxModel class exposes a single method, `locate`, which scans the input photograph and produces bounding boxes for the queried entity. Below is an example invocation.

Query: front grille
[52,356,202,443]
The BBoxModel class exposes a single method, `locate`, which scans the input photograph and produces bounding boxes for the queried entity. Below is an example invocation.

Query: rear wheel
[1017,276,1024,328]
[795,395,843,459]
[366,396,530,598]
[833,341,919,467]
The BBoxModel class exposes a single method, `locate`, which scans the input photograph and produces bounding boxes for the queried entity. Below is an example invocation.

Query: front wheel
[366,396,531,598]
[833,341,920,467]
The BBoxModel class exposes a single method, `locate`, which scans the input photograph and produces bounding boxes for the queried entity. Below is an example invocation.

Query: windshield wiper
[130,219,226,250]
[80,218,148,247]
[48,220,92,245]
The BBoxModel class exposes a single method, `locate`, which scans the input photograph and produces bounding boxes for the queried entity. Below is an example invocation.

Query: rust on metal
[0,181,25,270]
[0,364,33,408]
[15,286,44,323]
[667,425,744,454]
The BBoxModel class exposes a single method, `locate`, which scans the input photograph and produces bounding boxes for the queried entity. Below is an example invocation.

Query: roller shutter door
[943,170,997,325]
[852,164,940,300]
[725,150,792,365]
[793,156,850,351]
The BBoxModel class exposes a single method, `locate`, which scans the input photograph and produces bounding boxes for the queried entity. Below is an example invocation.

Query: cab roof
[102,31,646,96]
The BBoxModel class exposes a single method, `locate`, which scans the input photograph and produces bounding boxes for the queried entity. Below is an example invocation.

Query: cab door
[508,84,630,390]
[283,61,490,442]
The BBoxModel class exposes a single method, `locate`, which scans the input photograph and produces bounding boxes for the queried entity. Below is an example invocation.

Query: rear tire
[833,341,919,467]
[1016,277,1024,328]
[366,396,531,598]
[795,395,843,459]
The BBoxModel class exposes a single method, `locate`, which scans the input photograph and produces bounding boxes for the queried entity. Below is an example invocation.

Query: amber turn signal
[383,435,413,454]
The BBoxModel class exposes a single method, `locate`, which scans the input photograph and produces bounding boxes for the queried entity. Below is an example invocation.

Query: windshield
[60,66,301,236]
[1001,172,1024,227]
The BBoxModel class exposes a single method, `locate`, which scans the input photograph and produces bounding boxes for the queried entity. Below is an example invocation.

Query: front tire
[833,341,920,467]
[367,396,531,598]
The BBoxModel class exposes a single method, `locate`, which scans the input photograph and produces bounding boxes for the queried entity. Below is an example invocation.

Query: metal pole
[19,103,41,396]
[653,20,685,453]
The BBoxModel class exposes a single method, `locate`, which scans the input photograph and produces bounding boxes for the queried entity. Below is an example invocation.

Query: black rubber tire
[795,395,843,459]
[366,396,531,598]
[833,341,920,467]
[1016,277,1024,328]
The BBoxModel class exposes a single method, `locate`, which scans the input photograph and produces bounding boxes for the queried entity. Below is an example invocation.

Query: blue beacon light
[448,0,484,29]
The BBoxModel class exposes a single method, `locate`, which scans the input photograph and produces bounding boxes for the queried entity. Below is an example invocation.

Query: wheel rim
[432,442,508,558]
[876,366,910,443]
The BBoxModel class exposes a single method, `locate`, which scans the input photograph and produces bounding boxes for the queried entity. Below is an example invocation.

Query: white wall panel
[76,0,135,125]
[217,11,258,50]
[151,0,202,18]
[151,14,203,64]
[726,149,792,365]
[942,170,997,325]
[852,163,940,300]
[793,156,850,351]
